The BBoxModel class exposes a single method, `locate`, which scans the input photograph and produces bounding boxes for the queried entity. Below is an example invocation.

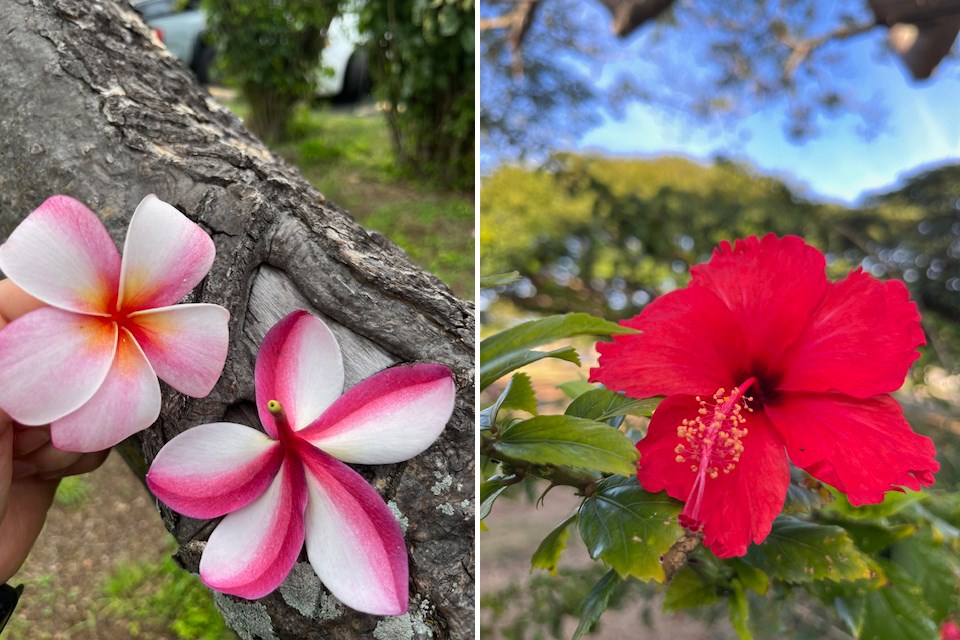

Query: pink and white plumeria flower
[0,195,229,453]
[146,310,457,615]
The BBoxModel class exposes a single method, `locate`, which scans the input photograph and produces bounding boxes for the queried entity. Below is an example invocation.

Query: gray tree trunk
[0,1,475,638]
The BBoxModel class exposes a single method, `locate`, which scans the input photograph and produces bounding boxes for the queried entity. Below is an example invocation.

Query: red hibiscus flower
[942,619,960,640]
[590,234,938,558]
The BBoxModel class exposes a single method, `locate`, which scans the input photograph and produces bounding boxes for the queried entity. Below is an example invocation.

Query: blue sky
[577,27,960,205]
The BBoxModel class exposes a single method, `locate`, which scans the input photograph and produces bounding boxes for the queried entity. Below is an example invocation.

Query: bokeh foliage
[360,0,475,188]
[203,0,336,142]
[481,155,960,370]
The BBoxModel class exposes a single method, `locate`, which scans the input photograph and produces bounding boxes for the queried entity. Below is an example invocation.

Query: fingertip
[0,279,45,326]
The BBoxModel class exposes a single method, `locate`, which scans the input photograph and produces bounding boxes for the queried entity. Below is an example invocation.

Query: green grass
[220,96,474,297]
[99,555,234,640]
[7,549,232,640]
[55,476,91,508]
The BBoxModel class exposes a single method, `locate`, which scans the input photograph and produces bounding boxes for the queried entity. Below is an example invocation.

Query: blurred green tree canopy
[480,155,960,370]
[361,0,475,188]
[480,0,956,160]
[204,0,336,142]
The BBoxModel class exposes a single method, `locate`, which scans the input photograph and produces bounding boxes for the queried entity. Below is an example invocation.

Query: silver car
[134,0,214,83]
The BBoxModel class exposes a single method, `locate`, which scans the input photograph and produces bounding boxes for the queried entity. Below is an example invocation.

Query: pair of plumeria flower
[0,195,456,615]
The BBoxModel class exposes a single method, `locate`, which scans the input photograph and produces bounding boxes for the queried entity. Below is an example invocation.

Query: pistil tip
[267,399,283,415]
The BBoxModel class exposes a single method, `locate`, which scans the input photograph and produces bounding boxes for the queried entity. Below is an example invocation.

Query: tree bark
[0,1,475,639]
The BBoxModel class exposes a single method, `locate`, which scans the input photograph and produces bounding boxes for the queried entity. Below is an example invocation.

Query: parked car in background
[133,0,370,102]
[134,0,214,84]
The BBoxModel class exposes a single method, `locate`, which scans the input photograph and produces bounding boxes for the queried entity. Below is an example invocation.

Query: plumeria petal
[117,195,215,311]
[255,311,344,436]
[690,234,828,369]
[200,459,307,600]
[299,364,455,464]
[51,329,162,453]
[146,422,284,519]
[0,308,117,425]
[591,285,749,398]
[765,392,938,505]
[777,270,925,398]
[300,444,408,615]
[127,304,230,397]
[638,395,790,558]
[0,195,120,314]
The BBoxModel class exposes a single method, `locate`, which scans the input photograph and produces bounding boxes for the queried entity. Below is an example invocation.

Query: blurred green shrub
[203,0,336,142]
[360,0,475,188]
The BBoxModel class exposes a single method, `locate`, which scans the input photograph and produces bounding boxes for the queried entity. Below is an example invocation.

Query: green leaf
[730,558,768,596]
[826,489,924,520]
[914,503,960,541]
[572,569,620,640]
[663,566,722,611]
[578,475,682,582]
[497,372,538,415]
[531,513,577,576]
[558,379,596,399]
[782,467,832,515]
[497,416,639,476]
[855,565,938,640]
[480,372,537,431]
[566,388,660,421]
[743,516,878,584]
[827,520,915,555]
[479,479,510,521]
[480,271,521,288]
[481,346,581,391]
[728,580,752,640]
[833,595,866,638]
[891,533,960,622]
[479,313,637,390]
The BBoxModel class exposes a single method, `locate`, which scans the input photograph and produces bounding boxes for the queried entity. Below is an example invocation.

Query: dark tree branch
[661,530,703,582]
[780,20,879,80]
[597,0,676,37]
[479,0,542,76]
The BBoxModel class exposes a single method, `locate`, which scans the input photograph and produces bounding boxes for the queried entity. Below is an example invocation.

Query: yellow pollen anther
[674,377,757,531]
[267,400,283,415]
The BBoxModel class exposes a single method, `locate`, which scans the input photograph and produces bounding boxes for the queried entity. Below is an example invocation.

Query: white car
[316,12,371,102]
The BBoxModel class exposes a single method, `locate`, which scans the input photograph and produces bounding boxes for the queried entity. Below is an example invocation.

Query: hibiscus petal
[591,285,748,397]
[638,394,790,558]
[117,195,215,311]
[0,308,117,425]
[690,234,828,369]
[51,329,161,453]
[255,311,344,436]
[0,195,120,314]
[765,392,938,505]
[146,422,284,519]
[300,445,408,615]
[777,271,924,397]
[299,364,455,464]
[127,304,230,397]
[200,459,307,600]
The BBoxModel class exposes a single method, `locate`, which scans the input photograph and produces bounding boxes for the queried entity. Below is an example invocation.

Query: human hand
[0,280,109,582]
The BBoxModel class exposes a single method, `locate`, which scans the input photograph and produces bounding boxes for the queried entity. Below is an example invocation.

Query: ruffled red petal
[765,392,938,505]
[637,395,790,557]
[776,270,924,398]
[690,234,827,373]
[591,285,748,398]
